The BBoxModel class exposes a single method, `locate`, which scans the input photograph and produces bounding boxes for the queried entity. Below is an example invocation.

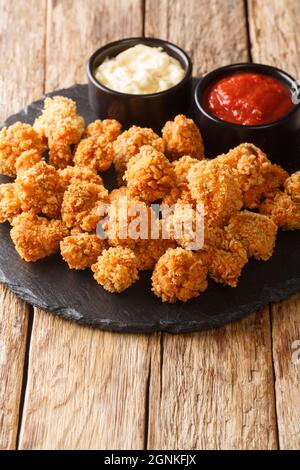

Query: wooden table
[0,0,299,450]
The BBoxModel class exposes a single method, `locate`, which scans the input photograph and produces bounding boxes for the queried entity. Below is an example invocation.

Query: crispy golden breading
[10,211,68,262]
[109,186,129,203]
[104,197,157,249]
[217,143,288,208]
[84,119,121,141]
[0,183,22,223]
[0,122,46,176]
[113,126,164,184]
[226,211,277,260]
[133,238,177,271]
[151,247,208,303]
[187,159,243,227]
[15,149,43,174]
[15,161,64,218]
[60,233,107,270]
[58,165,103,190]
[259,190,300,230]
[73,135,114,172]
[163,203,204,250]
[284,171,300,203]
[162,114,205,161]
[124,145,175,203]
[163,156,199,206]
[92,246,139,293]
[61,182,109,232]
[203,227,248,287]
[34,96,85,169]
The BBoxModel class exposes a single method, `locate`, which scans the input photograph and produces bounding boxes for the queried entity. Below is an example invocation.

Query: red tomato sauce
[204,72,294,125]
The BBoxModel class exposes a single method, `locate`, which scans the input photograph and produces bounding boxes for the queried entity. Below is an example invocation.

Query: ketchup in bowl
[204,72,294,126]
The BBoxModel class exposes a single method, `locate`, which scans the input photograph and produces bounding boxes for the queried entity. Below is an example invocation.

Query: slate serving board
[0,84,300,333]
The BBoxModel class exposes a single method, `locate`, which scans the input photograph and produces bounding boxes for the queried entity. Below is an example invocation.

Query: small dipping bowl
[87,37,193,133]
[194,63,300,159]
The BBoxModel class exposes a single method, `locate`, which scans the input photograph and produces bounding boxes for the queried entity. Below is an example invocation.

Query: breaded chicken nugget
[73,135,114,172]
[11,211,68,262]
[60,233,107,270]
[15,149,43,175]
[113,126,164,184]
[109,186,129,203]
[187,159,243,227]
[226,211,277,260]
[217,143,288,208]
[0,122,46,176]
[151,247,208,303]
[104,196,157,249]
[58,165,103,191]
[34,96,85,168]
[204,227,248,287]
[15,161,64,218]
[284,171,300,203]
[92,246,139,293]
[163,202,204,250]
[61,182,109,232]
[163,156,199,206]
[84,119,121,141]
[162,114,205,161]
[124,145,174,203]
[0,183,21,223]
[133,238,177,271]
[259,190,300,230]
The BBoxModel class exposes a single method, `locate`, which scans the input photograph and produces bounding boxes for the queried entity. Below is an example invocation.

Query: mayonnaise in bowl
[94,44,186,95]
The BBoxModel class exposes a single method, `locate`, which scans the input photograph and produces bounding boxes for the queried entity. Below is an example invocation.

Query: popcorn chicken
[284,171,300,203]
[58,165,103,191]
[73,135,114,172]
[124,145,175,203]
[259,190,300,230]
[60,233,107,270]
[0,122,46,176]
[15,149,43,175]
[0,183,21,223]
[10,211,68,262]
[151,247,208,302]
[162,114,205,161]
[92,246,139,293]
[226,210,277,260]
[113,126,164,184]
[84,119,121,141]
[61,182,109,232]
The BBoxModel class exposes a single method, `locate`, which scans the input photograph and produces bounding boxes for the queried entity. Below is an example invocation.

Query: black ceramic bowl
[194,63,300,160]
[87,37,193,132]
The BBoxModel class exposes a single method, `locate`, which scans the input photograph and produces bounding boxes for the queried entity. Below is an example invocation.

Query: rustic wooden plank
[18,0,152,450]
[146,0,278,450]
[145,0,249,76]
[248,0,300,449]
[19,311,153,450]
[0,0,47,450]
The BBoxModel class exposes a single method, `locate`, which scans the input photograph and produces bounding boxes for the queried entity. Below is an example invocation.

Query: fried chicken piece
[124,145,174,203]
[187,159,243,227]
[109,186,129,203]
[226,211,277,260]
[151,247,208,303]
[103,196,157,249]
[11,211,68,262]
[92,246,139,293]
[163,156,199,206]
[15,149,43,174]
[217,143,288,208]
[84,119,121,141]
[61,182,109,232]
[113,126,164,184]
[58,165,103,191]
[0,122,46,176]
[259,190,300,230]
[60,233,107,270]
[0,183,21,223]
[34,96,85,168]
[203,227,248,287]
[15,161,64,218]
[73,134,114,172]
[284,171,300,203]
[162,114,205,161]
[133,238,177,271]
[164,203,204,251]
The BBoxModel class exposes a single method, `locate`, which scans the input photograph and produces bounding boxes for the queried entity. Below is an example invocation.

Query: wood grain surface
[248,0,300,450]
[0,0,299,450]
[0,0,46,450]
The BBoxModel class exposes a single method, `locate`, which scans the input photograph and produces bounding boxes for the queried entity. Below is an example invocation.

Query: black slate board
[0,84,300,333]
